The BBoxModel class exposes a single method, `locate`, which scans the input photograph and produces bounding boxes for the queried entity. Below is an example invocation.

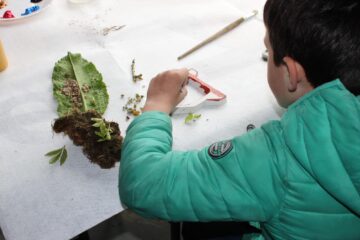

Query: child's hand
[143,69,189,114]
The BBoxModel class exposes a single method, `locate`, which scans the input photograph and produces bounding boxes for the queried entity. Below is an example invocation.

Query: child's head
[263,0,360,107]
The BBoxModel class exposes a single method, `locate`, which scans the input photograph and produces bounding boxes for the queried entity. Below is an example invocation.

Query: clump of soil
[53,110,122,169]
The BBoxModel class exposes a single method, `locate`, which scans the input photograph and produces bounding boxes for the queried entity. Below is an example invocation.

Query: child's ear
[283,56,306,92]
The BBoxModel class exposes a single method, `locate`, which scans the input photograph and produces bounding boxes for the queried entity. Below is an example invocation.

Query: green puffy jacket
[119,80,360,240]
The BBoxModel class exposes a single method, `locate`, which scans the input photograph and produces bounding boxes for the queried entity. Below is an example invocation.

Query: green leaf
[185,113,202,124]
[99,124,106,132]
[52,52,109,117]
[105,131,111,139]
[92,118,112,142]
[49,153,61,164]
[95,131,105,138]
[92,122,101,127]
[193,114,201,120]
[59,147,68,166]
[185,113,194,124]
[45,148,63,157]
[45,146,68,166]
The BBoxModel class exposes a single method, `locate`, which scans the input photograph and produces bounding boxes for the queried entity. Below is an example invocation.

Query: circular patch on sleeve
[208,140,233,160]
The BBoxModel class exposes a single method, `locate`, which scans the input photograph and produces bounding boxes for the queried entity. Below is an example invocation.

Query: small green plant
[92,118,113,142]
[45,146,68,166]
[185,113,202,124]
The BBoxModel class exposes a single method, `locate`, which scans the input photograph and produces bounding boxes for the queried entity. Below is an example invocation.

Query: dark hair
[264,0,360,95]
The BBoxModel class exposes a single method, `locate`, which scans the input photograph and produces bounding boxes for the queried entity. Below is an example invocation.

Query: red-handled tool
[172,73,226,115]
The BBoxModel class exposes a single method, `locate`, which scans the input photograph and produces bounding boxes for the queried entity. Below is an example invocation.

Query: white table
[0,0,279,239]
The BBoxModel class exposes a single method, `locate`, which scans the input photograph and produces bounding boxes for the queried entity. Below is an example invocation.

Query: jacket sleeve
[119,111,283,222]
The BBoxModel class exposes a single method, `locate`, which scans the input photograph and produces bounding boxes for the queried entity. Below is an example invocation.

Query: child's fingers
[178,86,188,104]
[175,68,189,87]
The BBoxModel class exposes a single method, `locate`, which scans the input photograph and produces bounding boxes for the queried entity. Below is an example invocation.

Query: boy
[119,0,360,239]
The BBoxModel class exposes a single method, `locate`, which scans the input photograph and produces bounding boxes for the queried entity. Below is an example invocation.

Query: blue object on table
[21,5,40,16]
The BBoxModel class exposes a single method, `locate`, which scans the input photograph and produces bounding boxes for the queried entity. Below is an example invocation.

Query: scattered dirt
[61,79,83,108]
[122,93,144,120]
[81,83,90,93]
[52,110,123,169]
[102,25,125,36]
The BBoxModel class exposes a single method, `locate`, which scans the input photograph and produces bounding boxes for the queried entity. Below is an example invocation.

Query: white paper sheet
[0,49,127,240]
[0,0,280,239]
